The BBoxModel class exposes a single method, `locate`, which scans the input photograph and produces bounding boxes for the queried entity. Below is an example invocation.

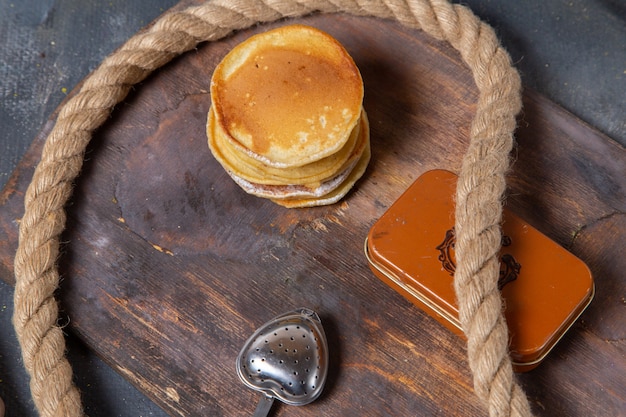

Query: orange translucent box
[365,169,594,371]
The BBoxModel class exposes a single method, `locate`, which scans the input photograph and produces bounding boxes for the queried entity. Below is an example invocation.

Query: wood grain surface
[1,7,624,417]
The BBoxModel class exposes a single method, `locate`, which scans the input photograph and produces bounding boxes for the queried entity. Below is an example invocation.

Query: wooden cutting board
[1,4,625,416]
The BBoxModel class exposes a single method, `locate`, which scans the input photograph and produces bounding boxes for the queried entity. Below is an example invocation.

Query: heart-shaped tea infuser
[236,308,329,416]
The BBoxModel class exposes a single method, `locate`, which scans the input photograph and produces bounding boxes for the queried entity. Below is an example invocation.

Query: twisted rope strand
[13,1,532,416]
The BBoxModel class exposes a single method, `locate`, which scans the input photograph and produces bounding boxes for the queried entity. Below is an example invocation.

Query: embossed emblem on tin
[436,229,457,276]
[436,228,521,290]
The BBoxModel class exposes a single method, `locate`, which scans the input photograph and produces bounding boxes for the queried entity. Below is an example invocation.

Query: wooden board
[1,7,625,417]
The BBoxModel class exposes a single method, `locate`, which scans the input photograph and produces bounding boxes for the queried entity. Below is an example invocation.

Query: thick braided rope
[12,1,532,416]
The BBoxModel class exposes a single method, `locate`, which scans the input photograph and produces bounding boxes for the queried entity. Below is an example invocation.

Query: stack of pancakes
[207,24,370,208]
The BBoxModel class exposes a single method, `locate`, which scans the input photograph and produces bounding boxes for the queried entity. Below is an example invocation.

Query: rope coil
[13,1,533,416]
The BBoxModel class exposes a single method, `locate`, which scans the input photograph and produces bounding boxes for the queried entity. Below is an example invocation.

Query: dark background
[0,1,624,416]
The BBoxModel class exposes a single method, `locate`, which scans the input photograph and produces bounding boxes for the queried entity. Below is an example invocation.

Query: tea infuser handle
[252,394,274,417]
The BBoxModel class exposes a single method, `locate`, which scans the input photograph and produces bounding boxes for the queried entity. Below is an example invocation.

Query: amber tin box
[365,169,594,371]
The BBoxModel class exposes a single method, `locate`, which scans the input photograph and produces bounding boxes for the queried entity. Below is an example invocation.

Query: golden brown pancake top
[211,25,363,167]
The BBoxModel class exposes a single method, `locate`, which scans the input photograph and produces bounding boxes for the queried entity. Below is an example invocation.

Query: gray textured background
[0,1,624,416]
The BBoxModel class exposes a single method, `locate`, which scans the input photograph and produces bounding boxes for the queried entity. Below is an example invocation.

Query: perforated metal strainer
[236,308,329,416]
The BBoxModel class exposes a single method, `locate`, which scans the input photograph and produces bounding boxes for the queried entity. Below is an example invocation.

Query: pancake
[207,107,366,186]
[220,111,370,203]
[210,24,364,167]
[207,24,370,208]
